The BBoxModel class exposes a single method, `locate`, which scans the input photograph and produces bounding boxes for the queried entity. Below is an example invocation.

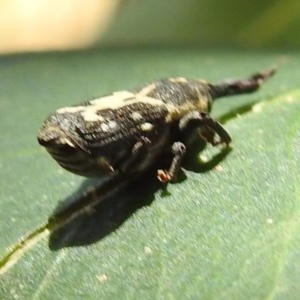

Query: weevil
[37,68,276,183]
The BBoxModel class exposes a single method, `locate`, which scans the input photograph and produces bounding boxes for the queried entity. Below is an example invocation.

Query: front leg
[157,142,186,183]
[179,111,231,146]
[157,112,231,183]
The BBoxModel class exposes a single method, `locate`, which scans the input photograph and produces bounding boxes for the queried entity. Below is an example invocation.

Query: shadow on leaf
[48,144,231,250]
[47,96,264,250]
[48,171,162,250]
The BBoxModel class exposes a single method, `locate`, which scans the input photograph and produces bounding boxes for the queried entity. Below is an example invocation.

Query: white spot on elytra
[100,123,110,132]
[108,120,118,129]
[98,120,118,133]
[57,106,85,114]
[56,90,168,115]
[136,83,157,97]
[130,112,143,121]
[140,122,154,132]
[56,87,201,124]
[169,77,188,83]
[81,110,104,122]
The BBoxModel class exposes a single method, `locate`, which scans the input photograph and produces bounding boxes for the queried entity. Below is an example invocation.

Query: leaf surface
[0,49,299,299]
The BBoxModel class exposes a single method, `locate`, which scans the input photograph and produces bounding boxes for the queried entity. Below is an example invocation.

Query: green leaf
[0,49,299,299]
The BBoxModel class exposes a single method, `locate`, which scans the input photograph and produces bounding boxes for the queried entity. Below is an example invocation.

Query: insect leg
[119,136,151,174]
[179,111,231,146]
[157,142,186,183]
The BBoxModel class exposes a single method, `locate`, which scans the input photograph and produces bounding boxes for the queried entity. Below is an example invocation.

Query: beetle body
[37,68,275,182]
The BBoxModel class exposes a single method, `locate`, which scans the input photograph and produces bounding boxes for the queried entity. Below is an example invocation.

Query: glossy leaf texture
[0,49,299,299]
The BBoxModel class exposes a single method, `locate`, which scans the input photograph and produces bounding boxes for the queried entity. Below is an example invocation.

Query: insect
[37,67,276,183]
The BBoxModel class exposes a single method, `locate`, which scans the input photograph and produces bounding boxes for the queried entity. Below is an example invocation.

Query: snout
[37,126,75,148]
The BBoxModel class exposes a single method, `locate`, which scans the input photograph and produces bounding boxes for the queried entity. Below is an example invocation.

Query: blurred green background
[101,0,300,49]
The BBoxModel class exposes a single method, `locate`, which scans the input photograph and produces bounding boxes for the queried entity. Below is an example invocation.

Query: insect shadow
[50,93,275,250]
[48,142,230,250]
[48,96,269,250]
